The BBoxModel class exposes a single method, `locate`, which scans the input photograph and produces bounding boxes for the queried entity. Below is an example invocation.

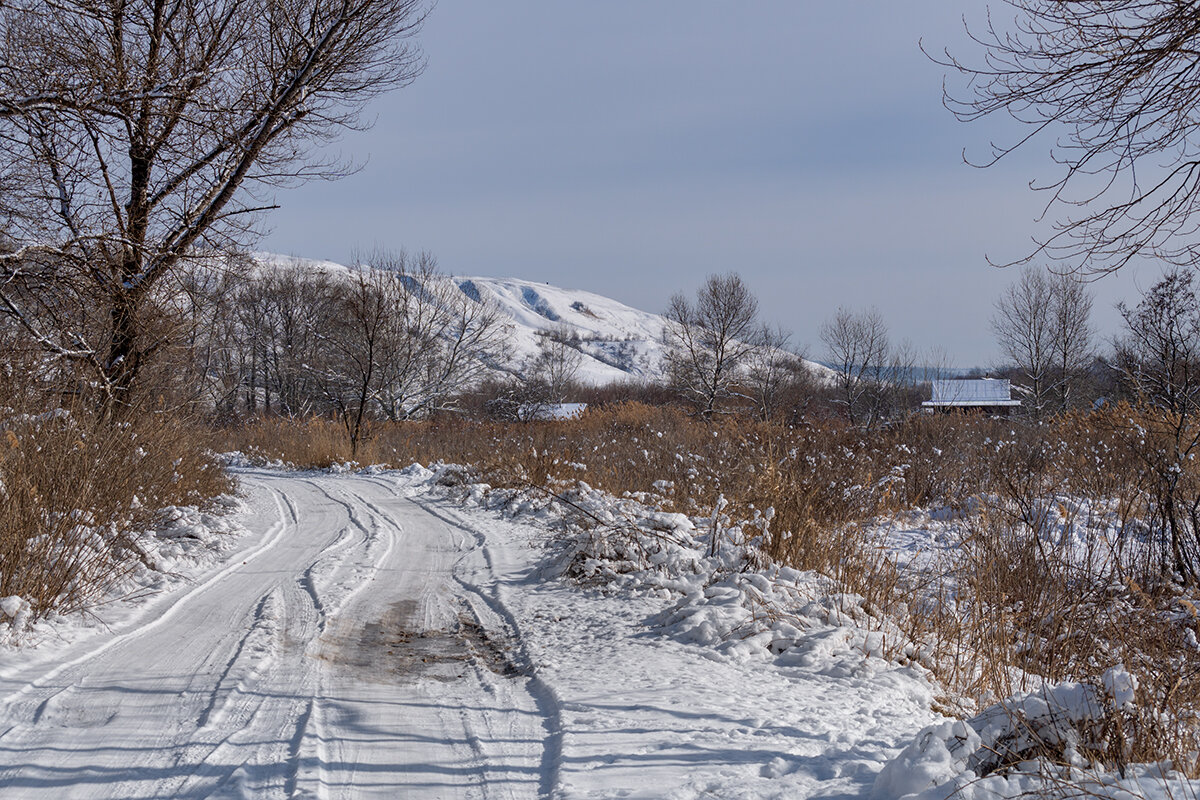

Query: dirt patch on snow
[318,600,524,682]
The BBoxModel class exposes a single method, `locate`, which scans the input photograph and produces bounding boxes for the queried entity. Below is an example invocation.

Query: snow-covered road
[0,470,939,799]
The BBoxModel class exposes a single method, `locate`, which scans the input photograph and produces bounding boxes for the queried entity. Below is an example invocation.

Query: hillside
[257,253,827,386]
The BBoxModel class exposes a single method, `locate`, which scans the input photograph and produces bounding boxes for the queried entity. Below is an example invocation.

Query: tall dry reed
[0,404,231,620]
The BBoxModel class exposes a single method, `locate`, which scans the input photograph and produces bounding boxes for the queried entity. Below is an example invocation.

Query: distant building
[517,402,588,422]
[922,379,1022,415]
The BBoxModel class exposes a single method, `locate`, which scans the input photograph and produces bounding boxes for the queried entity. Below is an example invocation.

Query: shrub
[0,404,231,620]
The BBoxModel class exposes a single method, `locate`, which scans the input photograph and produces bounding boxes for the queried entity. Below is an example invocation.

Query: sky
[259,2,1157,368]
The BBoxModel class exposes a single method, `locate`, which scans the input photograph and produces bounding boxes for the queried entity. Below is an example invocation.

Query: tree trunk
[104,292,142,414]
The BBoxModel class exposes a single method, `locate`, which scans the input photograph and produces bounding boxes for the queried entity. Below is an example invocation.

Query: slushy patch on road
[317,599,524,684]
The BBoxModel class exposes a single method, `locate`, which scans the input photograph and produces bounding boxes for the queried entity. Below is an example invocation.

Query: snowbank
[0,496,247,648]
[874,666,1195,800]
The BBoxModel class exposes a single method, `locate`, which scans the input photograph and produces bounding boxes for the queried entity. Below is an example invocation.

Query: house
[516,402,588,422]
[922,379,1022,415]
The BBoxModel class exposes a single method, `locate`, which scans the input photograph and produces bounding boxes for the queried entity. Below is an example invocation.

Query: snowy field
[0,467,1196,799]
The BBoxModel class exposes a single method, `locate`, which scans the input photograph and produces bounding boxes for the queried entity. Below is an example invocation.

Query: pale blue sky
[260,2,1152,367]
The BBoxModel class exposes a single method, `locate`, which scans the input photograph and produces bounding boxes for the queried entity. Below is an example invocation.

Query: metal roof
[923,379,1022,407]
[517,402,588,421]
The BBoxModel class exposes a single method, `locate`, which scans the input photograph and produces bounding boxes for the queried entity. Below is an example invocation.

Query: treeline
[180,252,510,454]
[7,245,1200,435]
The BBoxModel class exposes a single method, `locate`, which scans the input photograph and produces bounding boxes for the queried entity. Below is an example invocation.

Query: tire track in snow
[0,473,556,798]
[156,481,337,799]
[336,487,403,607]
[303,477,545,798]
[410,498,565,800]
[195,588,284,731]
[0,487,294,717]
[299,562,331,636]
[296,479,399,629]
[104,479,335,800]
[283,697,324,799]
[165,552,331,799]
[282,479,408,800]
[277,480,398,800]
[0,482,313,798]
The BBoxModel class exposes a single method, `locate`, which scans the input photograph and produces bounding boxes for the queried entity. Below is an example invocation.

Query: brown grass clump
[226,415,361,468]
[909,406,1200,775]
[0,404,232,621]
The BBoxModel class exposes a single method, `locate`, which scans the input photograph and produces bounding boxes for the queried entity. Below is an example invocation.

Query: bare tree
[820,307,891,428]
[178,257,254,419]
[744,325,809,422]
[1114,269,1200,581]
[318,268,392,456]
[992,267,1055,415]
[0,0,428,409]
[992,266,1094,415]
[519,326,584,416]
[233,266,336,416]
[183,251,510,430]
[368,254,510,420]
[937,2,1200,274]
[886,338,926,416]
[1049,271,1094,410]
[662,273,764,418]
[1116,270,1200,416]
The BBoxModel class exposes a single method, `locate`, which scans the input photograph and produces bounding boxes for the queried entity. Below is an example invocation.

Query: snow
[405,469,942,799]
[518,402,589,421]
[0,465,1195,799]
[253,252,834,387]
[0,497,247,650]
[0,597,24,619]
[873,668,1194,800]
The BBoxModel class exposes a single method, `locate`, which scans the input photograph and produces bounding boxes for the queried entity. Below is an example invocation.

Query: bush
[0,404,231,621]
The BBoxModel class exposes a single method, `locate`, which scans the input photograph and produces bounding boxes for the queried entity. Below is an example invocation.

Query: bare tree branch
[662,273,765,418]
[0,0,429,408]
[936,1,1200,274]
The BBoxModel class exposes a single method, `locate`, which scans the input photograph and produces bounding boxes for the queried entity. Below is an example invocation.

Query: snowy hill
[256,253,826,386]
[455,276,668,384]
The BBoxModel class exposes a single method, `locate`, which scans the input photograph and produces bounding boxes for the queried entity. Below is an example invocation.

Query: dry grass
[908,407,1200,776]
[222,404,1005,515]
[0,403,232,621]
